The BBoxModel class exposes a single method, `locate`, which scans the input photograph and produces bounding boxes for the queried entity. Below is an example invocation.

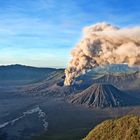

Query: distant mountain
[93,71,140,89]
[94,64,139,73]
[75,70,140,90]
[22,70,76,95]
[69,84,139,108]
[84,115,140,140]
[22,69,140,97]
[9,63,138,96]
[0,64,58,81]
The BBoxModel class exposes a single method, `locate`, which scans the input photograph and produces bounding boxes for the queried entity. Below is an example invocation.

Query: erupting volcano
[64,23,140,85]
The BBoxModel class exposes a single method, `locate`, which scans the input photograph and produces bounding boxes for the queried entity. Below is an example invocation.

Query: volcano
[69,83,139,108]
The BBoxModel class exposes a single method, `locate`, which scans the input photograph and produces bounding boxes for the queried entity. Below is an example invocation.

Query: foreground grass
[84,115,140,140]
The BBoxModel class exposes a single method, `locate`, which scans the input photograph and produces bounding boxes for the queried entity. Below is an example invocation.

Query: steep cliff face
[69,84,139,108]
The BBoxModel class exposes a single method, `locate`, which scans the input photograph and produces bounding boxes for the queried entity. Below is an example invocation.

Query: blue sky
[0,0,140,68]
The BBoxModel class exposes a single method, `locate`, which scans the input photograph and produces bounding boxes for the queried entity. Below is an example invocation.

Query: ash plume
[64,22,140,86]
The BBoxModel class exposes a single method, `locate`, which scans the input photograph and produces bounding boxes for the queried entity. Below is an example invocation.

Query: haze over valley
[0,64,140,140]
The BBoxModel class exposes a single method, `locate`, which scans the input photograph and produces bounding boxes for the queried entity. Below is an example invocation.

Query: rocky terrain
[93,71,140,89]
[69,84,140,108]
[75,70,140,90]
[19,68,140,97]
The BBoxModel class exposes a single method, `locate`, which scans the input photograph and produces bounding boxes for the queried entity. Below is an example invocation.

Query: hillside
[23,70,76,95]
[0,64,59,85]
[93,71,140,89]
[75,70,140,91]
[84,115,140,140]
[23,70,140,97]
[69,84,139,108]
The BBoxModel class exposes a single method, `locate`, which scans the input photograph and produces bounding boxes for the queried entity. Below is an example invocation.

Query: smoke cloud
[64,22,140,85]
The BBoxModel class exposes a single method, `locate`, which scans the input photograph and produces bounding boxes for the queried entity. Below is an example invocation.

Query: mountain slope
[0,64,60,86]
[23,70,76,95]
[69,84,139,108]
[75,70,140,90]
[84,115,140,140]
[93,71,140,89]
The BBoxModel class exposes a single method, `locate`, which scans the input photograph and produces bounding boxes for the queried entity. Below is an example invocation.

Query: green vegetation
[84,115,140,140]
